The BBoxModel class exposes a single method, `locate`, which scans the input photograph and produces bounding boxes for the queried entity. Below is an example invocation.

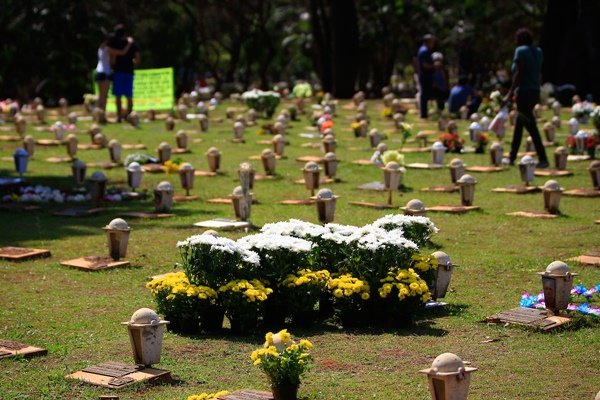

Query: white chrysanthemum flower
[238,233,313,253]
[177,234,260,265]
[371,214,439,234]
[260,219,327,238]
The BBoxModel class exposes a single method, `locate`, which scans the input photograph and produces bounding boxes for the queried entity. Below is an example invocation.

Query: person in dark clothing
[448,76,480,116]
[108,24,141,122]
[504,28,548,168]
[416,34,435,119]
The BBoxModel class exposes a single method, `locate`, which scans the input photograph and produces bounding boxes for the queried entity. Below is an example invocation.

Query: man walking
[108,24,140,122]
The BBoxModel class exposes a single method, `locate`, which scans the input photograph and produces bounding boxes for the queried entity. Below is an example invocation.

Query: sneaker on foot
[501,157,514,166]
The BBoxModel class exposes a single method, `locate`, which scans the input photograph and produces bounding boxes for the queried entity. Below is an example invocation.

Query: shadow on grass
[0,174,200,246]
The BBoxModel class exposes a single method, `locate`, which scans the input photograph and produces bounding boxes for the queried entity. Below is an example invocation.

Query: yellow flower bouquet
[377,268,431,327]
[218,279,273,334]
[146,272,221,333]
[326,274,371,327]
[279,269,330,326]
[187,390,229,400]
[250,329,313,400]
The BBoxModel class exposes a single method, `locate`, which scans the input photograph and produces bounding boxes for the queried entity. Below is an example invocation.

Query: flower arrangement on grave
[238,233,313,326]
[397,122,412,147]
[146,272,220,333]
[572,101,593,123]
[377,268,432,326]
[177,234,260,288]
[279,269,331,326]
[371,214,439,248]
[251,329,313,400]
[381,150,406,167]
[319,118,334,133]
[381,107,393,118]
[1,185,87,204]
[342,226,419,289]
[520,283,600,317]
[475,132,490,154]
[237,233,312,283]
[242,90,281,118]
[124,153,154,166]
[326,274,371,326]
[565,131,598,156]
[162,159,182,174]
[351,121,362,136]
[591,106,600,130]
[438,132,464,153]
[219,279,273,334]
[187,390,230,400]
[489,90,503,108]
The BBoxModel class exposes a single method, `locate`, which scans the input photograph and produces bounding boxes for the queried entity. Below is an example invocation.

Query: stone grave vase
[419,353,477,400]
[457,174,477,206]
[103,218,131,260]
[122,308,169,367]
[538,261,577,315]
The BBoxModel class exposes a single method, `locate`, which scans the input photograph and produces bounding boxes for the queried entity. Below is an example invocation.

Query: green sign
[94,67,174,111]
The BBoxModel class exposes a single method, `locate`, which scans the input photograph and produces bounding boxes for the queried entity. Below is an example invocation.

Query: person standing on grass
[108,24,140,122]
[416,34,436,120]
[503,27,549,168]
[95,34,133,113]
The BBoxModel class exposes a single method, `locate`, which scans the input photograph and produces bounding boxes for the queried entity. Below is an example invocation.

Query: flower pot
[167,316,199,334]
[228,313,258,335]
[271,383,299,400]
[199,306,224,333]
[290,309,318,328]
[318,293,335,320]
[263,296,287,328]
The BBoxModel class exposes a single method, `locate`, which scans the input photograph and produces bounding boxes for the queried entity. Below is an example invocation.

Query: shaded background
[1,0,598,102]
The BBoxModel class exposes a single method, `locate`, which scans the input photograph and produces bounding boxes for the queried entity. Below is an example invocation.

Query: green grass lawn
[0,99,598,399]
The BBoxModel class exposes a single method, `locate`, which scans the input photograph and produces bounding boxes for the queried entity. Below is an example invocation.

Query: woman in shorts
[95,35,132,112]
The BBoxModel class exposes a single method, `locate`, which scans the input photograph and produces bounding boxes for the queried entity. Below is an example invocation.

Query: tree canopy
[1,0,598,102]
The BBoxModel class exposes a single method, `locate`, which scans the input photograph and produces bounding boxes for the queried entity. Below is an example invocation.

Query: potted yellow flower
[218,279,272,334]
[146,272,220,334]
[250,329,313,400]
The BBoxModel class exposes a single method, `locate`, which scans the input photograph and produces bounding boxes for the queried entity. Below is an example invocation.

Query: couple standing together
[95,24,141,122]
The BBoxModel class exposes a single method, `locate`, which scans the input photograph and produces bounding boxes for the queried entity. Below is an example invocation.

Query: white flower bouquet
[238,233,312,281]
[370,214,438,247]
[177,234,260,287]
[242,89,281,118]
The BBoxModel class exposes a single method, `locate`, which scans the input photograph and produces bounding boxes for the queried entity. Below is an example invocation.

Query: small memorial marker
[154,181,174,212]
[402,199,427,217]
[67,309,171,388]
[563,161,600,197]
[173,131,191,153]
[157,142,171,164]
[193,218,250,230]
[567,251,600,267]
[206,147,221,173]
[90,171,108,206]
[174,163,197,201]
[312,188,338,224]
[72,159,87,188]
[0,339,47,359]
[419,353,477,400]
[61,256,130,271]
[542,180,563,214]
[486,307,571,330]
[0,246,50,261]
[260,149,277,177]
[108,140,122,164]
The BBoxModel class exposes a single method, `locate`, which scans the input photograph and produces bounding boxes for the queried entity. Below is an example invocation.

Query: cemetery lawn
[0,100,598,399]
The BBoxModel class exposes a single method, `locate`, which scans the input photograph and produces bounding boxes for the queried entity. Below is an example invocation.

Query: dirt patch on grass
[318,359,362,374]
[379,348,430,365]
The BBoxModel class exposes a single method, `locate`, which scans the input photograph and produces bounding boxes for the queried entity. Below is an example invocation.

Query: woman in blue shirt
[504,28,549,168]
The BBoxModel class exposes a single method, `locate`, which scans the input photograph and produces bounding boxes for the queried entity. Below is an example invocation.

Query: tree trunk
[330,0,359,98]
